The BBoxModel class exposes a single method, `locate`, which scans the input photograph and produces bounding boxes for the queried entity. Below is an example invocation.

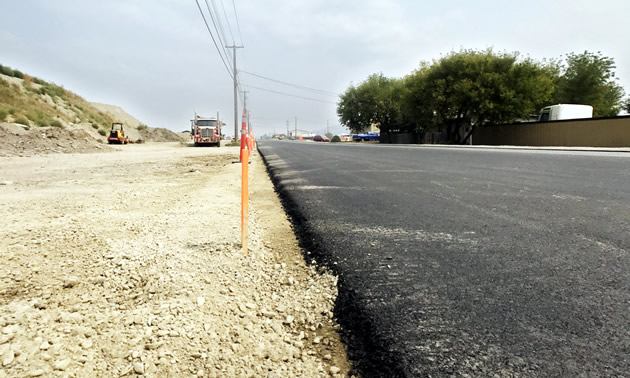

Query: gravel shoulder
[0,143,351,377]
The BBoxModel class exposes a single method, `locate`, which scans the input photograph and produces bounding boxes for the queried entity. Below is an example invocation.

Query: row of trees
[337,50,626,144]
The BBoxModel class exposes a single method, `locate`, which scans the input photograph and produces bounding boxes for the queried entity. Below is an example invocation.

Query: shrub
[39,84,65,98]
[14,116,29,126]
[0,65,14,76]
[12,69,23,79]
[137,124,148,130]
[0,109,7,122]
[27,110,54,126]
[33,77,47,85]
[50,119,63,127]
[98,129,106,136]
[22,80,37,93]
[331,135,341,142]
[91,123,99,130]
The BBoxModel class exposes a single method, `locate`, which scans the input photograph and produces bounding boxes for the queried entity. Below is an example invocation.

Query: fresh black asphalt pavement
[257,140,630,377]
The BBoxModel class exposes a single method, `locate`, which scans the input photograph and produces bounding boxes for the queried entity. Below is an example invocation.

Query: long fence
[473,116,630,147]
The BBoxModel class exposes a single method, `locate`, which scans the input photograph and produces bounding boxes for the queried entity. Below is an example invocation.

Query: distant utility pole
[327,119,329,134]
[294,116,297,139]
[240,90,249,112]
[226,44,243,141]
[286,120,289,136]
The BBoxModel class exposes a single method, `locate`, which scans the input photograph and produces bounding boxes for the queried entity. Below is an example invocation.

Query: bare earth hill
[90,103,144,128]
[0,65,185,154]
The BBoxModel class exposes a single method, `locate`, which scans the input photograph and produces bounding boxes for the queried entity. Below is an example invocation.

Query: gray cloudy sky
[3,0,630,136]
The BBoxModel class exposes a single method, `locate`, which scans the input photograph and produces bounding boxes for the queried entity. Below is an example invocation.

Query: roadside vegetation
[337,50,627,144]
[0,63,115,130]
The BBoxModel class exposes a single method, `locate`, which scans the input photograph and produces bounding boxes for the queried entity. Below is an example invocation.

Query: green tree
[337,73,408,134]
[555,51,624,117]
[623,98,630,114]
[403,49,555,143]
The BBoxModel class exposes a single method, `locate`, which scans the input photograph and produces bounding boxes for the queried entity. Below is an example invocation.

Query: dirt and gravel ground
[0,142,352,377]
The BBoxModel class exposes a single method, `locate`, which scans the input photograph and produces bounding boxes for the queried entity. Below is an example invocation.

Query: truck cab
[191,116,221,147]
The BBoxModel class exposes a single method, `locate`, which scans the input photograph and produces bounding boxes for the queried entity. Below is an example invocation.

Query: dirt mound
[89,103,185,142]
[140,127,187,142]
[0,122,106,157]
[90,103,143,128]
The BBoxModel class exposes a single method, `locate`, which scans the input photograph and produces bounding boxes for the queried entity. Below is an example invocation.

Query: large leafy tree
[555,51,624,117]
[403,49,555,143]
[337,73,408,134]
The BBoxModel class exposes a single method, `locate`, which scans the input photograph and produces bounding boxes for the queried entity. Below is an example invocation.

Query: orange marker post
[239,110,248,163]
[248,129,254,153]
[241,148,249,254]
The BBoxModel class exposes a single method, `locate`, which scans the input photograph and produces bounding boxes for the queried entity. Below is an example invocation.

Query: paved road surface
[258,141,630,377]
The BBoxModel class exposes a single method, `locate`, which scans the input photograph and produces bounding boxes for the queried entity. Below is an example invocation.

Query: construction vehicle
[107,122,129,144]
[191,113,221,147]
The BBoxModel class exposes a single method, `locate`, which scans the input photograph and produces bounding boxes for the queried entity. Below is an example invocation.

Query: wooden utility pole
[226,45,243,141]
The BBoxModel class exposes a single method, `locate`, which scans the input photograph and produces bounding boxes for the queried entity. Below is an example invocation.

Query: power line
[209,0,229,47]
[240,70,338,96]
[219,0,236,43]
[246,85,337,104]
[195,0,233,79]
[204,0,232,66]
[231,0,244,46]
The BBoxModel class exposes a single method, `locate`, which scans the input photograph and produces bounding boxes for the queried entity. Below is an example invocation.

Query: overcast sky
[3,0,630,136]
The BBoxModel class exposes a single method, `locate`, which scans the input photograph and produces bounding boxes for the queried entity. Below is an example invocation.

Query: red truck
[191,115,221,147]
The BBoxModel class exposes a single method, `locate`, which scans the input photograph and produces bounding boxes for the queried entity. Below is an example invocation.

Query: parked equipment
[107,122,129,144]
[191,114,221,147]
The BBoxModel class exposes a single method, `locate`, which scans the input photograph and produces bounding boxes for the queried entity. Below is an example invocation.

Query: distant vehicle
[538,104,593,122]
[313,135,328,142]
[340,133,353,142]
[352,132,380,142]
[107,122,128,144]
[191,114,221,147]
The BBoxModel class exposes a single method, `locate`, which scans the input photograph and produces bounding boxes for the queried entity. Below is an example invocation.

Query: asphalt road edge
[257,146,408,377]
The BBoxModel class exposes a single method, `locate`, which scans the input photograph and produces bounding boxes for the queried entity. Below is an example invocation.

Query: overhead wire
[246,85,337,104]
[204,0,232,67]
[202,0,245,107]
[198,0,339,113]
[230,0,244,46]
[240,70,338,96]
[209,0,229,47]
[221,0,245,106]
[219,0,236,44]
[195,0,233,79]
